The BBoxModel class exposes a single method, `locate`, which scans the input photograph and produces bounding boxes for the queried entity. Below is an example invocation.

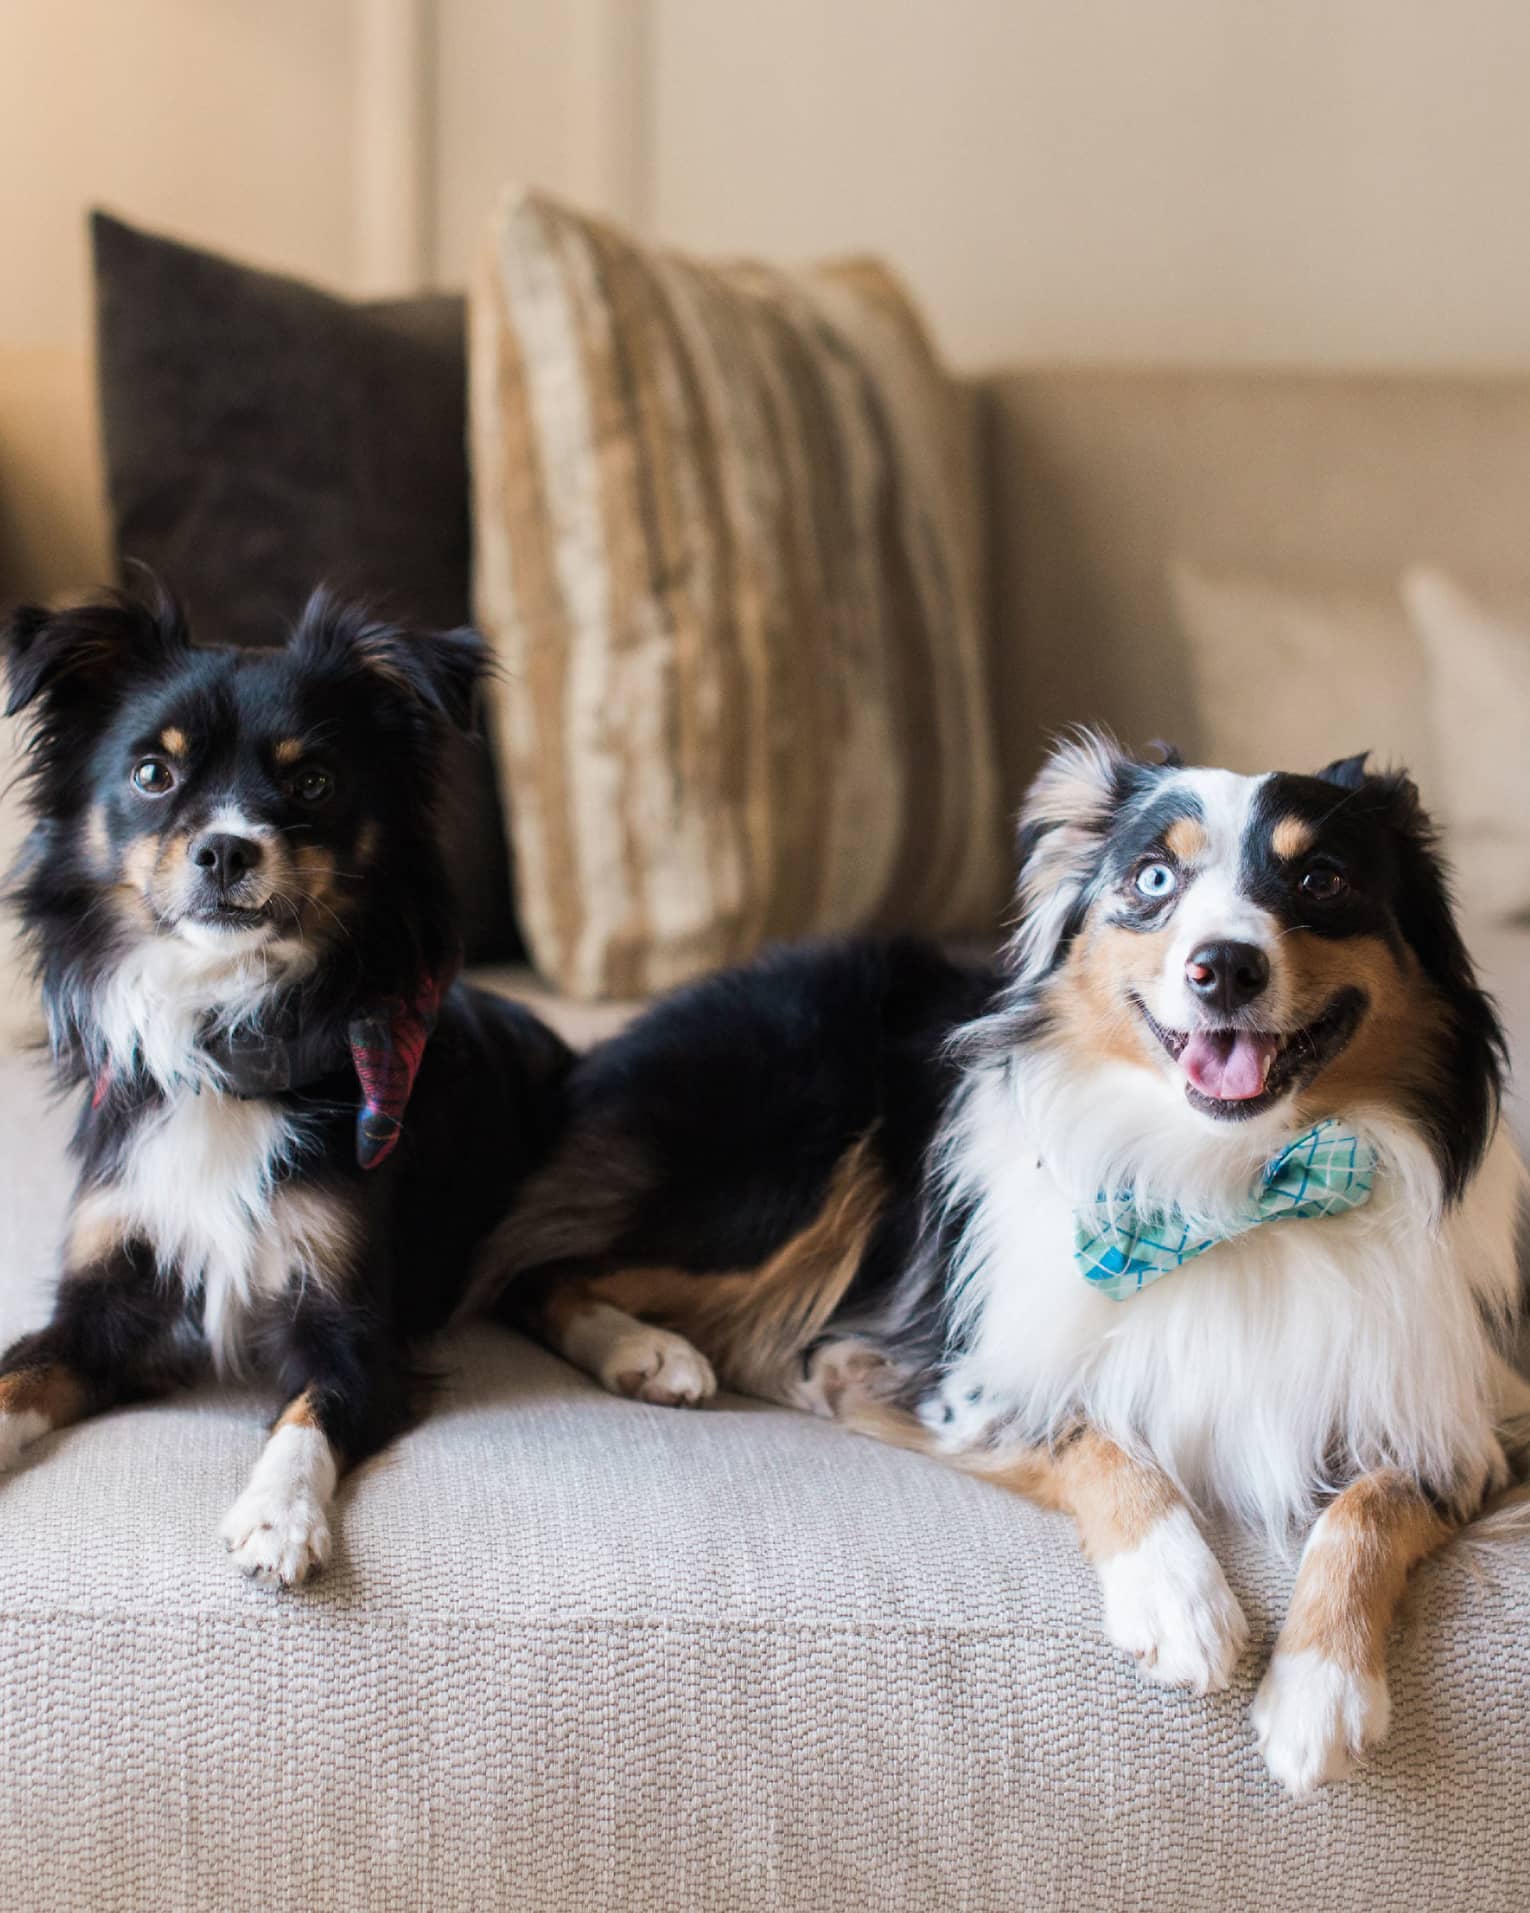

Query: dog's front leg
[1252,1470,1454,1795]
[1041,1427,1249,1695]
[0,1241,182,1472]
[220,1299,412,1589]
[219,1387,344,1589]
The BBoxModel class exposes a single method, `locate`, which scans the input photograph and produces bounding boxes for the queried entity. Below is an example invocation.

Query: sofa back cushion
[982,368,1530,804]
[472,190,1003,999]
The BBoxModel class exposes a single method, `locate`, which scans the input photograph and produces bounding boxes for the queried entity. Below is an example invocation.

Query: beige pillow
[1401,567,1530,920]
[1168,560,1437,788]
[470,189,1003,999]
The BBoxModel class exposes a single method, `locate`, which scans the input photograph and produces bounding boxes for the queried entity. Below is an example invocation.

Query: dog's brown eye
[1301,865,1347,901]
[131,757,175,796]
[293,767,335,806]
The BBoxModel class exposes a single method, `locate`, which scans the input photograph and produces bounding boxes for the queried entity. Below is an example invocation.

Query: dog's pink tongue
[1181,1029,1278,1101]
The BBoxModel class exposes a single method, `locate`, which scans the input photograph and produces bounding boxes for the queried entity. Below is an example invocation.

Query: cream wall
[9,0,1530,369]
[432,0,650,283]
[647,0,1530,371]
[5,0,1530,587]
[0,0,373,594]
[435,0,1530,374]
[0,0,360,350]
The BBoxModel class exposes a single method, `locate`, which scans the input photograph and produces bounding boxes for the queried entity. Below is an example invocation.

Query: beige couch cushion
[984,369,1530,806]
[1166,561,1530,926]
[1167,561,1438,787]
[471,190,1003,1000]
[1403,568,1530,921]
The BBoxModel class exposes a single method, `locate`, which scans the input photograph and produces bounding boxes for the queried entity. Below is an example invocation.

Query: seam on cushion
[1,1609,1526,1659]
[0,1606,1093,1642]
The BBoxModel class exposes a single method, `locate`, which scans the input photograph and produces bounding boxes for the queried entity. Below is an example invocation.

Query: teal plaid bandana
[1074,1118,1377,1301]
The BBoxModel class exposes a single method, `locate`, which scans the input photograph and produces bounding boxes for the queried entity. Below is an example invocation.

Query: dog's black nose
[1185,940,1270,1014]
[190,831,262,891]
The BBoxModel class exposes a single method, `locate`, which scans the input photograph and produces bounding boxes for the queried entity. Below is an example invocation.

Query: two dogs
[0,590,1523,1795]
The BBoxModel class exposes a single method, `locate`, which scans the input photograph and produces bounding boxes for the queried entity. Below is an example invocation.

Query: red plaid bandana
[347,971,447,1169]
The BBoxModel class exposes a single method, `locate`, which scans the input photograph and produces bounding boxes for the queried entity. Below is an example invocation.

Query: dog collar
[94,972,449,1171]
[210,973,447,1168]
[201,1021,352,1098]
[1073,1117,1378,1300]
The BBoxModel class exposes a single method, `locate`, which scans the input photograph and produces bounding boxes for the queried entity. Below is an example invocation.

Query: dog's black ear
[385,626,486,731]
[292,590,487,731]
[4,582,190,719]
[1362,763,1505,1202]
[1315,750,1372,791]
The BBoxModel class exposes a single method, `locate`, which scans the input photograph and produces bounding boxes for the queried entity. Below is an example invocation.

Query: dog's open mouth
[1135,988,1366,1121]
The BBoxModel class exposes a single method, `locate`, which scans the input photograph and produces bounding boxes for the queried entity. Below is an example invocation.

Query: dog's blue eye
[131,757,175,796]
[1135,861,1178,899]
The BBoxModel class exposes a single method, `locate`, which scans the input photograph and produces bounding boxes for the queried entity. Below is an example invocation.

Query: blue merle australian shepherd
[478,730,1528,1795]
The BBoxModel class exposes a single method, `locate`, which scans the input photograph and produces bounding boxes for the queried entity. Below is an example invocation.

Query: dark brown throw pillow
[91,211,519,961]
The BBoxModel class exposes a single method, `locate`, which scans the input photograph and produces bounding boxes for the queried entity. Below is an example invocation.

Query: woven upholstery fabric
[470,190,1003,999]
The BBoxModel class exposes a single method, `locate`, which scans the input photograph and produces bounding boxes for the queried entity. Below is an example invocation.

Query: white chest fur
[78,1090,307,1372]
[63,928,344,1370]
[934,1064,1526,1530]
[79,927,315,1096]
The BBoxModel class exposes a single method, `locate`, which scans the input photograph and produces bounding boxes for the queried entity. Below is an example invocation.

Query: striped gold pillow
[470,189,1004,999]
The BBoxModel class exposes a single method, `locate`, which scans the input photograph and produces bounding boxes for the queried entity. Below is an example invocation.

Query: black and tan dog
[0,584,570,1585]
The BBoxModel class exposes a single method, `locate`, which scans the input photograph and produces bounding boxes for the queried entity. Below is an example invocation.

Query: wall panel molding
[563,0,654,228]
[354,0,434,293]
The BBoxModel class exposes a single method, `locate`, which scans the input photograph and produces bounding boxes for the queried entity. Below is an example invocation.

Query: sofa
[2,361,1529,1912]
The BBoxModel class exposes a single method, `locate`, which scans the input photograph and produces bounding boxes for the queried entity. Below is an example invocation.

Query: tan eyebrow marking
[159,726,188,756]
[1164,816,1208,864]
[273,738,305,766]
[1272,816,1316,861]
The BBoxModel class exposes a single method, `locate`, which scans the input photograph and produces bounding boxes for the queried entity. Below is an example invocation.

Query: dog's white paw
[601,1326,717,1407]
[1097,1505,1249,1695]
[1251,1650,1390,1796]
[219,1421,338,1589]
[220,1488,332,1588]
[0,1409,48,1475]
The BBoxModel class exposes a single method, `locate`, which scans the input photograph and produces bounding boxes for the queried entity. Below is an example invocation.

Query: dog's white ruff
[936,1054,1521,1535]
[65,934,327,1372]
